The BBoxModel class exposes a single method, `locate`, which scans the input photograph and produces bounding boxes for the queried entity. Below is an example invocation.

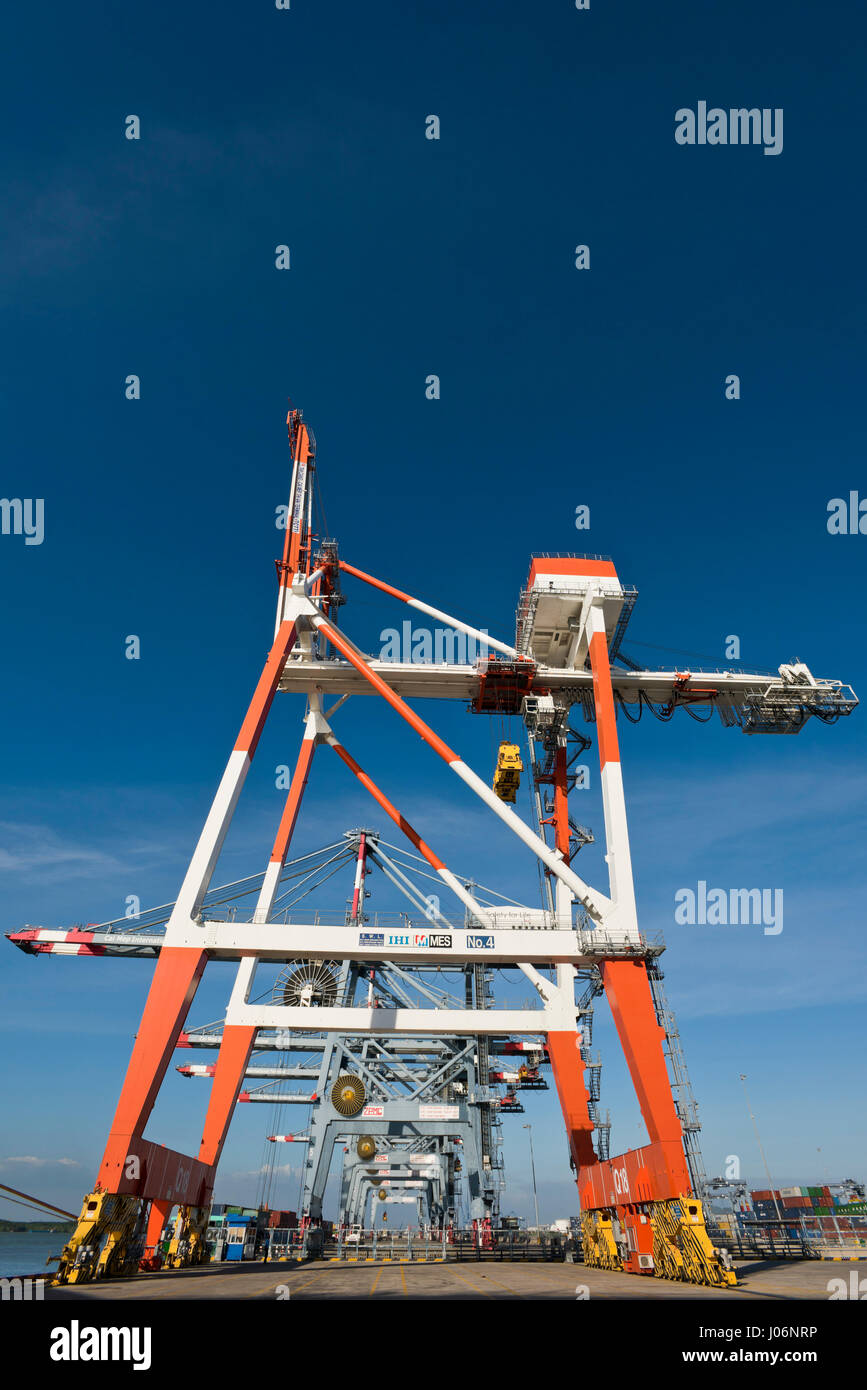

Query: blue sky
[1,0,865,1224]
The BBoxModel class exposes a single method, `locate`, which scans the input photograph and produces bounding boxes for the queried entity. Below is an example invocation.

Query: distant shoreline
[0,1222,74,1233]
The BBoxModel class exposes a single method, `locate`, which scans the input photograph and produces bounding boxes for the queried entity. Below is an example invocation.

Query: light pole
[523,1123,540,1229]
[739,1074,783,1222]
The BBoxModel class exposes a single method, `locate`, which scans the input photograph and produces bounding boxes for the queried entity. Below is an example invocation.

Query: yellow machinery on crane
[493,741,523,802]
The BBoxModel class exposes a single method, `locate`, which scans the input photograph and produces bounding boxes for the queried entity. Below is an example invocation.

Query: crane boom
[281,548,856,736]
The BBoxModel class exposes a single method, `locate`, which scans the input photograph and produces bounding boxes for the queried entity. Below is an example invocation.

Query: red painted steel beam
[600,958,685,1150]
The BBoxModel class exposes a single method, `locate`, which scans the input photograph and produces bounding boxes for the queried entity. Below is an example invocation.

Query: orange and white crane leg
[583,596,685,1162]
[586,601,639,937]
[254,713,317,924]
[551,598,733,1284]
[194,712,318,1211]
[547,1033,598,1170]
[600,960,684,1152]
[57,620,303,1283]
[95,943,210,1197]
[145,1198,172,1253]
[166,617,301,931]
[547,742,599,1171]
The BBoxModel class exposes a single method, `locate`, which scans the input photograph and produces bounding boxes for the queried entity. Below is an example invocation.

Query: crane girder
[276,655,857,734]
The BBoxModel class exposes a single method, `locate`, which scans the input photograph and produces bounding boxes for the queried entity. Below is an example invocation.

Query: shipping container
[779,1187,800,1198]
[750,1190,772,1201]
[267,1209,297,1229]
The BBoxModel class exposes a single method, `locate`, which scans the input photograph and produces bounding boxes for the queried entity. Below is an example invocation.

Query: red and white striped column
[586,601,639,941]
[275,413,313,636]
[350,832,368,925]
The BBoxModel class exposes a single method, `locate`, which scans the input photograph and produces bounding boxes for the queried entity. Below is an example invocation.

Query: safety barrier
[328,1230,448,1263]
[451,1230,574,1262]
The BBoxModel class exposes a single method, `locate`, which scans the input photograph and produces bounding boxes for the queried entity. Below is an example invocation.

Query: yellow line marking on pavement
[445,1266,491,1297]
[462,1268,523,1297]
[400,1264,408,1295]
[286,1267,339,1296]
[369,1265,385,1297]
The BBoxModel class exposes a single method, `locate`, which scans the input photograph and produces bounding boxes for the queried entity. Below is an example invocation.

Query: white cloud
[0,821,121,876]
[1,1155,80,1168]
[226,1164,300,1180]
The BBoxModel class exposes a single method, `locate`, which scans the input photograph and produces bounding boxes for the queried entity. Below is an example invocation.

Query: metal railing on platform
[329,1229,448,1263]
[711,1217,867,1262]
[451,1229,575,1262]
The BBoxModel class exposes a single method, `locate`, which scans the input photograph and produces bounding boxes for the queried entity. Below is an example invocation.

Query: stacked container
[267,1209,298,1229]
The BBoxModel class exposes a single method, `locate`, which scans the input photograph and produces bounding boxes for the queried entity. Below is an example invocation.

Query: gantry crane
[8,404,856,1286]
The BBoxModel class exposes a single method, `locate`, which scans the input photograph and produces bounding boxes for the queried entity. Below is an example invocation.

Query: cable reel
[273,959,339,1008]
[331,1073,367,1116]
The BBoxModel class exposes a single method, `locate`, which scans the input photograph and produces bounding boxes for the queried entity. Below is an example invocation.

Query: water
[0,1230,67,1278]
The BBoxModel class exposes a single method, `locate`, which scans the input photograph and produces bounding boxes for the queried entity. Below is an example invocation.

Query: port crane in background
[8,404,856,1287]
[177,828,558,1236]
